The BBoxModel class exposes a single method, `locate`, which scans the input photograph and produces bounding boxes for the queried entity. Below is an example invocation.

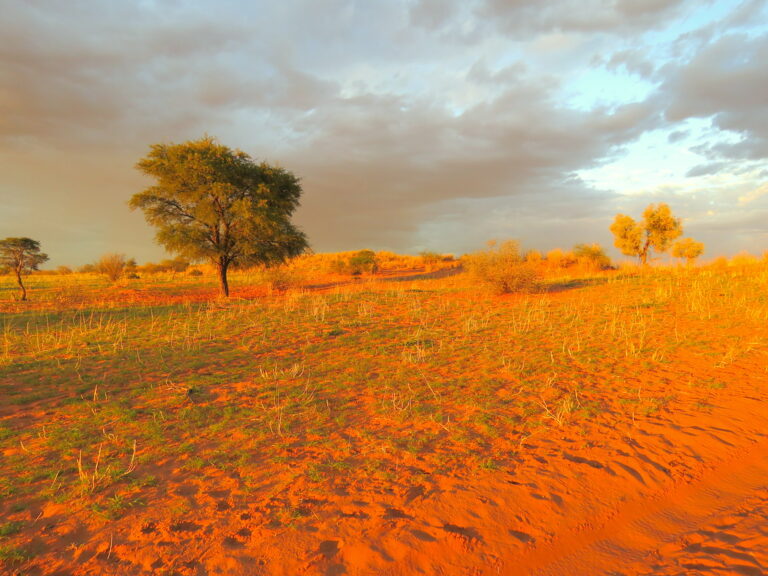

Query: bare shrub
[96,253,127,282]
[259,266,305,293]
[464,240,541,294]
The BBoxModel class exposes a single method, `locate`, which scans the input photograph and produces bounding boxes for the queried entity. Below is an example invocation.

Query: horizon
[2,0,767,267]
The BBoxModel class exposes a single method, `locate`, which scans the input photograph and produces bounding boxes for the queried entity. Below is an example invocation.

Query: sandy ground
[1,271,767,575]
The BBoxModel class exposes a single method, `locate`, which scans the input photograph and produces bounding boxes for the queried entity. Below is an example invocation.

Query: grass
[0,263,767,570]
[0,544,29,563]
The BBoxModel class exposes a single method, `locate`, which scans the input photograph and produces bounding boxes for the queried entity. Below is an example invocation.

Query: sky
[1,0,767,267]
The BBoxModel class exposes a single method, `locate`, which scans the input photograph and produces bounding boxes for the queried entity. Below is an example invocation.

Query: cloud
[1,0,766,265]
[662,32,768,161]
[476,0,693,36]
[604,49,657,78]
[685,161,728,177]
[738,181,768,206]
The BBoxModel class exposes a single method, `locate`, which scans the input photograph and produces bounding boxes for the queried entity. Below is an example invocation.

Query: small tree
[0,237,49,301]
[671,238,704,265]
[610,203,682,265]
[96,253,127,282]
[131,136,308,297]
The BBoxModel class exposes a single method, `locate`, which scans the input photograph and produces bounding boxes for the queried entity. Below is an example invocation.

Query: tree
[0,237,49,301]
[610,203,683,265]
[671,237,705,265]
[130,136,308,296]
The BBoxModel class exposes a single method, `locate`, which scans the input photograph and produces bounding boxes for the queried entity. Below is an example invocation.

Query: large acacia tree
[0,237,49,301]
[131,137,308,296]
[610,203,683,265]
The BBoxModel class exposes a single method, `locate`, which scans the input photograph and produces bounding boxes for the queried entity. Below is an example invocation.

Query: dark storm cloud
[284,80,660,250]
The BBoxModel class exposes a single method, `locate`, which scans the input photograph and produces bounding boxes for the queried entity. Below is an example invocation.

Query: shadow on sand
[304,266,463,291]
[545,276,610,293]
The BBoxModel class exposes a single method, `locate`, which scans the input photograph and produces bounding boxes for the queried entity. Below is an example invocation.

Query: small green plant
[0,544,29,563]
[0,521,23,538]
[478,458,499,471]
[306,464,324,482]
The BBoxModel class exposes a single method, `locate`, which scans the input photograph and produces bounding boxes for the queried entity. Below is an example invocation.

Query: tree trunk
[640,237,651,266]
[15,268,27,301]
[217,258,230,297]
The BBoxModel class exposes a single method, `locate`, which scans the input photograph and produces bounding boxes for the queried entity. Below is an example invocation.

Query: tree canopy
[130,136,308,296]
[0,237,49,301]
[610,203,683,265]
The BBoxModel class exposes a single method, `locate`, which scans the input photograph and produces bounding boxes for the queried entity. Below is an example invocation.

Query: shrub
[332,250,379,275]
[95,253,127,282]
[420,251,442,271]
[464,240,540,294]
[573,243,611,270]
[710,256,729,270]
[525,250,542,264]
[259,266,304,293]
[546,248,576,268]
[138,257,190,275]
[731,251,758,267]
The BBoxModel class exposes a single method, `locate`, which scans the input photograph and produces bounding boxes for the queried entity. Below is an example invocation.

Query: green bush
[332,250,379,275]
